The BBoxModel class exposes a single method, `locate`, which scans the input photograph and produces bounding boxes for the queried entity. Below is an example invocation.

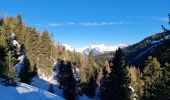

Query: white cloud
[66,22,76,25]
[47,21,125,27]
[159,18,169,22]
[79,21,124,26]
[48,23,61,27]
[35,24,41,26]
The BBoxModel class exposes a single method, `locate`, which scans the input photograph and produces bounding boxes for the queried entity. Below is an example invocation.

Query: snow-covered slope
[0,82,64,100]
[31,76,64,98]
[63,44,128,55]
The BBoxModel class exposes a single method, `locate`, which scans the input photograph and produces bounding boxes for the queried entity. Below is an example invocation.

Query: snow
[11,32,20,48]
[151,39,163,44]
[63,43,128,55]
[76,44,127,54]
[165,34,170,39]
[31,76,64,98]
[72,67,80,81]
[0,82,64,100]
[78,95,94,100]
[63,44,75,51]
[150,34,170,44]
[12,40,21,47]
[129,86,135,93]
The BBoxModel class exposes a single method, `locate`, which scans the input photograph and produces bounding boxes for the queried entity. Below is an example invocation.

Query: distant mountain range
[63,44,128,56]
[64,30,170,69]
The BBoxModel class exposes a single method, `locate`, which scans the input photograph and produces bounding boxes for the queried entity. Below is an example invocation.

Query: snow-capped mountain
[63,44,128,55]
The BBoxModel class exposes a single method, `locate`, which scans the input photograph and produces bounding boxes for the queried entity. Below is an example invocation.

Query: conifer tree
[84,51,97,98]
[163,63,170,99]
[25,28,39,71]
[4,48,17,84]
[0,33,6,77]
[58,60,77,100]
[128,66,144,99]
[143,56,164,100]
[100,61,111,100]
[100,48,130,100]
[19,57,31,84]
[0,23,17,84]
[38,30,53,77]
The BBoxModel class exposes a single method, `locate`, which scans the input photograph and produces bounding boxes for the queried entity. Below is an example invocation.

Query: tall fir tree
[58,60,77,100]
[4,50,16,81]
[100,48,130,100]
[128,66,144,99]
[38,30,53,77]
[143,56,164,100]
[84,51,97,98]
[0,22,17,83]
[19,57,31,84]
[163,63,170,99]
[25,27,39,71]
[4,48,17,84]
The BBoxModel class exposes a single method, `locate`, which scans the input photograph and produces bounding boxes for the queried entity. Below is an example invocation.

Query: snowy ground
[31,76,64,98]
[31,76,99,100]
[0,82,64,100]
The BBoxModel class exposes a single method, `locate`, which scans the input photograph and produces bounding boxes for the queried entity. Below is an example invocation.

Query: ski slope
[0,82,64,100]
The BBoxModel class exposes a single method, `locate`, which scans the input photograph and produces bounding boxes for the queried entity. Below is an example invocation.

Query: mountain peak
[63,44,128,55]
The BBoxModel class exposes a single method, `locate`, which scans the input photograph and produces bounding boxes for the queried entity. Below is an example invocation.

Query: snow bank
[31,76,64,98]
[0,82,64,100]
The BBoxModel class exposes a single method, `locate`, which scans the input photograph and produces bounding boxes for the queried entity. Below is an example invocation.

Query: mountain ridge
[63,44,128,55]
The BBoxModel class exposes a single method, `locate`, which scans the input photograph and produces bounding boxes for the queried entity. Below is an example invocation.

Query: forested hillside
[0,15,170,100]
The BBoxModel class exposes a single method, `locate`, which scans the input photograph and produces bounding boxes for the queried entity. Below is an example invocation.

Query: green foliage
[86,51,98,80]
[4,49,17,83]
[128,66,144,99]
[159,39,170,64]
[81,51,98,98]
[19,57,32,84]
[0,15,55,83]
[143,56,162,85]
[38,30,53,77]
[0,25,17,83]
[161,63,170,99]
[143,56,165,100]
[100,48,130,100]
[58,60,77,100]
[25,28,39,71]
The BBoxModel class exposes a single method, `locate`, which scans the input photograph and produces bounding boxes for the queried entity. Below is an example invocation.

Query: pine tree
[0,24,17,84]
[38,30,53,77]
[4,49,17,84]
[58,60,77,100]
[99,60,110,96]
[84,51,97,98]
[25,27,39,71]
[128,66,144,99]
[0,33,6,77]
[143,56,164,100]
[100,48,130,100]
[164,63,170,99]
[19,57,31,84]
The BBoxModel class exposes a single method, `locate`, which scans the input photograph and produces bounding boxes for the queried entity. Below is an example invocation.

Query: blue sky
[0,0,170,48]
